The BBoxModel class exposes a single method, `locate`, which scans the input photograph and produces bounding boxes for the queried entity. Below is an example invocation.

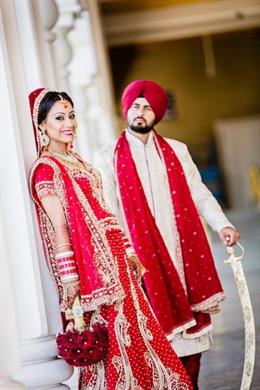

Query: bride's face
[41,100,77,146]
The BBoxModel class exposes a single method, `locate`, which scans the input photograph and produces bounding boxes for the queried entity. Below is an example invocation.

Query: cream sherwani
[94,129,233,357]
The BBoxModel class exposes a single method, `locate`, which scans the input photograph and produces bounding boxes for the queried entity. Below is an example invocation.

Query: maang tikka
[59,94,68,109]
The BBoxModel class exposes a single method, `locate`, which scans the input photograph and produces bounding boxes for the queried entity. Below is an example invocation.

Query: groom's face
[127,97,156,134]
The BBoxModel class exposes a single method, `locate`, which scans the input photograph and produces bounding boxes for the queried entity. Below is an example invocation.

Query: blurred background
[1,0,260,389]
[100,0,260,210]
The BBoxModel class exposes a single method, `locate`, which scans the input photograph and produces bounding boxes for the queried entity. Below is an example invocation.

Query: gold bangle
[55,242,71,250]
[62,277,79,285]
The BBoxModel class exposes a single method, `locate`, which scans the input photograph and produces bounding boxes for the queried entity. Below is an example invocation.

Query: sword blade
[227,253,256,390]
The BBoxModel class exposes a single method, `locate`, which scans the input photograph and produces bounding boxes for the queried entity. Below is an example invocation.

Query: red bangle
[55,251,78,282]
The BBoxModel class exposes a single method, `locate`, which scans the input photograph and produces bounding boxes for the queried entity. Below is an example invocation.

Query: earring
[39,130,50,147]
[72,129,78,147]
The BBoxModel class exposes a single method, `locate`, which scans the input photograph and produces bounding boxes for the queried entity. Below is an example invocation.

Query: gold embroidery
[127,267,189,390]
[65,164,112,214]
[30,158,70,310]
[80,362,106,390]
[35,180,56,199]
[30,157,125,313]
[32,89,57,156]
[113,302,143,390]
[69,175,125,312]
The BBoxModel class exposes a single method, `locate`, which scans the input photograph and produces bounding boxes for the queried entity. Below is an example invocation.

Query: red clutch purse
[56,296,109,367]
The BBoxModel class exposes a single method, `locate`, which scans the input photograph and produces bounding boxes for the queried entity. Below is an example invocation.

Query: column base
[0,377,25,389]
[13,336,74,390]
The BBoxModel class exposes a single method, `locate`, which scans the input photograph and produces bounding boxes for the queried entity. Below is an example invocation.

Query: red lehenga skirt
[78,229,192,390]
[31,159,191,389]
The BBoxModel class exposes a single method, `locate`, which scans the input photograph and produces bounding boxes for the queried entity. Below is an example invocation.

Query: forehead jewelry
[58,94,68,109]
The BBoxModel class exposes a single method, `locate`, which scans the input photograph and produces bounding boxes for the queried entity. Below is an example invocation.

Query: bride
[29,88,192,389]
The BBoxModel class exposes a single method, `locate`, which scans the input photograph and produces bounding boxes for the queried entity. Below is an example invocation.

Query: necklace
[49,149,78,163]
[49,149,86,171]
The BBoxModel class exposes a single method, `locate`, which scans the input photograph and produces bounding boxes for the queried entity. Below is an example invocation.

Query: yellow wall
[109,30,260,148]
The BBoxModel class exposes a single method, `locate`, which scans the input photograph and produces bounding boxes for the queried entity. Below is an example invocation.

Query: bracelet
[55,250,74,259]
[123,236,133,249]
[61,273,79,282]
[55,242,71,250]
[62,276,79,284]
[55,250,78,282]
[126,248,136,256]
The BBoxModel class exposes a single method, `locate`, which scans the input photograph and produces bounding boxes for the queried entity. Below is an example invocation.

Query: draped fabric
[30,156,126,312]
[30,155,192,389]
[114,130,225,338]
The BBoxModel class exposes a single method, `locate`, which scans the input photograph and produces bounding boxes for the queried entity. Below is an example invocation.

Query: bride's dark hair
[37,91,74,127]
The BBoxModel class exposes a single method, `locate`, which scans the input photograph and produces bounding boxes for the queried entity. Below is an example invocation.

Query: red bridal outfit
[30,155,192,390]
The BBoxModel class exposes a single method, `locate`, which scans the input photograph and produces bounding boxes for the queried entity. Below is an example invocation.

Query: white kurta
[94,129,233,357]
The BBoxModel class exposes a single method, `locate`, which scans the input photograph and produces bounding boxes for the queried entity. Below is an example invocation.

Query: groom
[95,80,239,388]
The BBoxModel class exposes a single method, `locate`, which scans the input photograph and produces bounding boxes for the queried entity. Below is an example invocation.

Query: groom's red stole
[114,131,224,337]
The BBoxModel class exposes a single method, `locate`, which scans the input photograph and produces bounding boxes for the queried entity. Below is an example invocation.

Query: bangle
[62,276,79,284]
[55,242,71,250]
[55,250,74,259]
[126,247,136,256]
[55,250,78,282]
[123,236,132,249]
[61,273,79,282]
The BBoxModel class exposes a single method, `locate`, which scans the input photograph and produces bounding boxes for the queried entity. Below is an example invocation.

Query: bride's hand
[62,280,80,310]
[128,254,146,283]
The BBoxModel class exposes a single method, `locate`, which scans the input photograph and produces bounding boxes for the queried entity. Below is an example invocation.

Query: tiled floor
[199,208,260,389]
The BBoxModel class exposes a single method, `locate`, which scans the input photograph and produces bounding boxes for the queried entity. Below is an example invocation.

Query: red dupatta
[114,130,225,338]
[30,156,125,313]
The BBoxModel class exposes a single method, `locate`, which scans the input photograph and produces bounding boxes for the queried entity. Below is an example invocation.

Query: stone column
[32,0,59,88]
[67,9,99,161]
[52,0,81,91]
[0,1,73,388]
[68,3,117,163]
[0,214,24,389]
[87,0,118,142]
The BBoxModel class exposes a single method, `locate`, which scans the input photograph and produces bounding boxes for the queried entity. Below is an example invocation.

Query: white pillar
[32,0,59,88]
[0,216,24,390]
[0,1,73,388]
[68,4,117,162]
[87,0,118,140]
[52,0,81,91]
[67,10,99,161]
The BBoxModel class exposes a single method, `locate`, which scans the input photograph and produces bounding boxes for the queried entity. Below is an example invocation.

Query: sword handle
[225,241,244,263]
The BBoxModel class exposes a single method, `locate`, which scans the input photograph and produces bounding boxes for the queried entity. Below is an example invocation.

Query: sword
[224,242,256,390]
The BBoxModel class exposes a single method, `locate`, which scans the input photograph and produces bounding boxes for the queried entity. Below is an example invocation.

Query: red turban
[121,80,168,124]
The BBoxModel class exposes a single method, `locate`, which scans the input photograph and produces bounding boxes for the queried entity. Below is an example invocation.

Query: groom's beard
[128,117,154,134]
